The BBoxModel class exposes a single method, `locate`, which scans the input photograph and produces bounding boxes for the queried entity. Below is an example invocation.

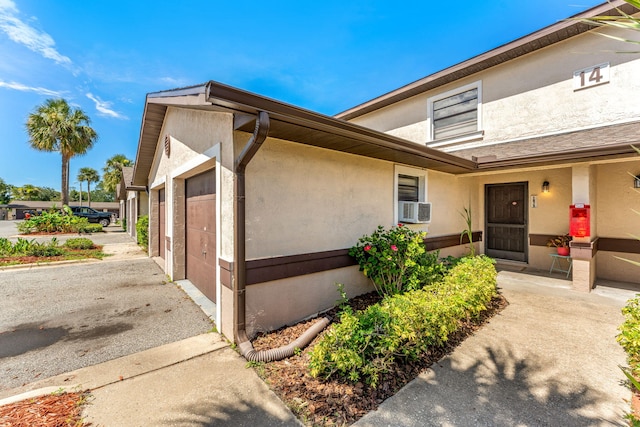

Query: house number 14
[573,62,610,91]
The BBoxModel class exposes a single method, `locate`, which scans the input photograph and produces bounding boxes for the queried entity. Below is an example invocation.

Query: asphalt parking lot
[0,224,214,394]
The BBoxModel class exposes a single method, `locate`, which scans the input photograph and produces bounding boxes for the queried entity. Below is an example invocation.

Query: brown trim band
[530,234,640,255]
[529,234,555,247]
[219,231,482,287]
[599,237,640,255]
[246,249,354,285]
[424,231,482,252]
[220,259,233,289]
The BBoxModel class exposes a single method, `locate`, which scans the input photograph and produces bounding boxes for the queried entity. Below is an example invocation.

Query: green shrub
[64,238,95,250]
[619,296,640,376]
[0,237,63,257]
[27,240,64,257]
[309,256,498,386]
[12,237,35,254]
[136,215,149,249]
[121,218,127,231]
[77,223,103,233]
[349,225,445,296]
[0,238,12,256]
[17,206,94,234]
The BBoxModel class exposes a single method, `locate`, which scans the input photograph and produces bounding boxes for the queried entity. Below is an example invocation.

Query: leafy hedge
[64,238,95,250]
[0,237,64,257]
[136,215,149,249]
[17,206,100,234]
[619,296,640,377]
[308,255,498,386]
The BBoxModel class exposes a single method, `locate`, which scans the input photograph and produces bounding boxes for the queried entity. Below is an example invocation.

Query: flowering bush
[349,225,443,296]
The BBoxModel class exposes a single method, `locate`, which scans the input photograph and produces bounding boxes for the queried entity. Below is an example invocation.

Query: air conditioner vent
[399,201,431,224]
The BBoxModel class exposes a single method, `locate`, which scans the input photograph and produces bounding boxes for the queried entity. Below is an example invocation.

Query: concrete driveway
[0,229,213,395]
[0,220,19,238]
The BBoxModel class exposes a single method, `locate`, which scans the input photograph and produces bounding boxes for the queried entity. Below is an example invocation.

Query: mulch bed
[0,391,92,426]
[251,291,508,426]
[0,247,103,267]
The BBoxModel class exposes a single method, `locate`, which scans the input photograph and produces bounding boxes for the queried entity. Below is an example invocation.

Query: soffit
[132,82,477,186]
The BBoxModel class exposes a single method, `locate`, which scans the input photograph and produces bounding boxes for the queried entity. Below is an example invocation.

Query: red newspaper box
[569,204,590,238]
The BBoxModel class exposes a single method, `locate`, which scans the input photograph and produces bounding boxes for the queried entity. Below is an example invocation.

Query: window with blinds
[398,174,419,202]
[432,87,478,140]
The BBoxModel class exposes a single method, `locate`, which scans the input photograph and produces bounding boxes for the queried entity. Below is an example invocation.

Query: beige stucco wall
[595,160,640,283]
[245,266,370,337]
[349,28,640,146]
[146,107,234,337]
[596,160,640,237]
[244,137,395,258]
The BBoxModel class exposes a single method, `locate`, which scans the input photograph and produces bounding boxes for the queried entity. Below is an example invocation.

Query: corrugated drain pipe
[233,110,330,362]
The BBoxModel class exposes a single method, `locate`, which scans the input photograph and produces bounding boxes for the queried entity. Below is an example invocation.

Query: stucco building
[130,0,640,345]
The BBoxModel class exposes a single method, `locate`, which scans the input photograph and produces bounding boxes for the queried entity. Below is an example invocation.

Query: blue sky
[0,0,603,192]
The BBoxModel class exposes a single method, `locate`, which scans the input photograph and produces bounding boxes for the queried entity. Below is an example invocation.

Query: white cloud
[86,93,127,120]
[158,76,189,87]
[0,79,65,96]
[0,0,72,66]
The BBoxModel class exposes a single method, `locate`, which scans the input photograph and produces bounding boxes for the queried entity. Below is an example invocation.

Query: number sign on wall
[573,62,610,91]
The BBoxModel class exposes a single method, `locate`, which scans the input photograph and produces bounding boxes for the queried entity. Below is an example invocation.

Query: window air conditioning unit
[399,201,431,224]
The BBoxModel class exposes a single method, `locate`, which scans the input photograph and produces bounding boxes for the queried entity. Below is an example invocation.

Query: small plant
[65,238,95,250]
[547,233,572,248]
[0,238,13,256]
[459,205,475,256]
[335,283,350,313]
[121,218,127,231]
[27,240,64,257]
[136,215,149,249]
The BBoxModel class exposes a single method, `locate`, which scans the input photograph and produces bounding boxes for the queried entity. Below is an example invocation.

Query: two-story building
[131,0,640,346]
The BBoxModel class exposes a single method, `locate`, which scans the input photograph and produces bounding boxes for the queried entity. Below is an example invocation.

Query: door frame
[484,182,529,262]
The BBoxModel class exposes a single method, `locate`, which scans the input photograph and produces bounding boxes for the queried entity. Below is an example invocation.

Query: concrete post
[570,165,597,292]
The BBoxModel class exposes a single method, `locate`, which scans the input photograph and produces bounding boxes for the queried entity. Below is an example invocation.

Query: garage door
[159,189,165,260]
[186,170,216,302]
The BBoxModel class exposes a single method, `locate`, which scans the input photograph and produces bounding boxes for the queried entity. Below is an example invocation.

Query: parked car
[69,206,111,227]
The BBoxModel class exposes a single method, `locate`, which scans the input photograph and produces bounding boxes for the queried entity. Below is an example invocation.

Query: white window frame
[427,80,483,146]
[393,165,427,225]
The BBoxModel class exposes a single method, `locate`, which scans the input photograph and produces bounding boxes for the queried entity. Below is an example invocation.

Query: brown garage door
[159,189,165,260]
[186,170,216,302]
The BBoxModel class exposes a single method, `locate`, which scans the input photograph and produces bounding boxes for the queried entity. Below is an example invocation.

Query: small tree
[102,154,132,197]
[77,167,100,207]
[0,178,11,204]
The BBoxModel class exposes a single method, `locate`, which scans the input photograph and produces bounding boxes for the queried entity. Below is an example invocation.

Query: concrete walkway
[0,270,633,426]
[0,334,302,427]
[354,271,631,427]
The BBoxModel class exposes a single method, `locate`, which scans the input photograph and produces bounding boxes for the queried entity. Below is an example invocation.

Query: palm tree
[580,0,640,50]
[77,167,100,207]
[25,99,98,206]
[102,154,132,196]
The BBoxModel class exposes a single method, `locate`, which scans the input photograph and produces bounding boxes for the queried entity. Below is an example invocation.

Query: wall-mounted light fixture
[542,181,550,193]
[634,174,640,189]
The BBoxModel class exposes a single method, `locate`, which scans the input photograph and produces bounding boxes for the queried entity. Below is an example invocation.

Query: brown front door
[185,170,216,303]
[485,182,528,262]
[159,189,165,259]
